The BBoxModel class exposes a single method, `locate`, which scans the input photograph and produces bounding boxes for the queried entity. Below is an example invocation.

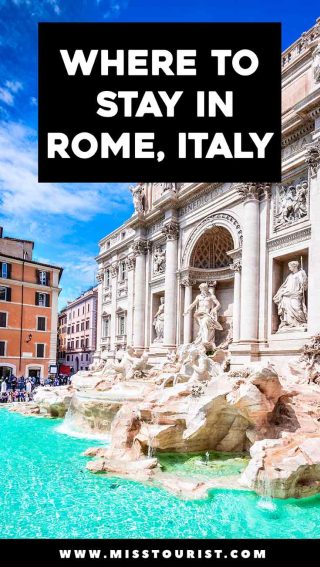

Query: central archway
[190,226,234,269]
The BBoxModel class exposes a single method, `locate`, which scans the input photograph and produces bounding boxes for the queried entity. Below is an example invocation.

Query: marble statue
[275,182,308,228]
[183,283,223,348]
[153,297,165,342]
[273,260,308,331]
[129,184,144,214]
[313,44,320,82]
[153,246,166,274]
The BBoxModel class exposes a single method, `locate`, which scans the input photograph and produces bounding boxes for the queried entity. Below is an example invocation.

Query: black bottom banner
[0,539,318,565]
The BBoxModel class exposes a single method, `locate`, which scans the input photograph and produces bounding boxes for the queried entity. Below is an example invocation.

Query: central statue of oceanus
[183,282,222,349]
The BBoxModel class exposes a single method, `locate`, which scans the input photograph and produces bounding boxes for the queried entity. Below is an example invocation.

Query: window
[68,313,71,320]
[71,340,74,350]
[66,355,69,362]
[67,341,71,350]
[85,319,89,330]
[71,355,73,361]
[35,292,50,307]
[76,339,79,349]
[82,306,85,314]
[0,286,11,302]
[1,262,11,279]
[105,269,110,287]
[0,312,7,327]
[0,341,5,356]
[37,317,46,331]
[81,322,84,331]
[71,325,74,334]
[73,311,75,319]
[81,339,84,348]
[36,344,45,358]
[85,338,89,348]
[81,354,83,361]
[77,308,80,316]
[120,261,126,282]
[103,317,110,337]
[87,304,90,312]
[38,270,49,286]
[118,315,126,336]
[67,326,71,334]
[76,323,79,332]
[86,354,89,361]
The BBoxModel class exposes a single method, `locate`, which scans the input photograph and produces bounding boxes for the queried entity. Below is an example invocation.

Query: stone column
[182,277,193,344]
[305,141,320,335]
[238,183,262,343]
[132,240,147,349]
[126,255,135,346]
[110,262,118,351]
[95,267,104,356]
[258,186,271,342]
[162,220,179,348]
[230,260,241,343]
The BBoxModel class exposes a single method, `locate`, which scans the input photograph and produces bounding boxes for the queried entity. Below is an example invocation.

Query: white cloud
[30,96,37,106]
[0,121,131,221]
[0,87,14,105]
[2,0,61,17]
[0,79,23,106]
[5,80,23,93]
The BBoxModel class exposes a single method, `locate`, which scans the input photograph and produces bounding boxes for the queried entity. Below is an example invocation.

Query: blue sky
[0,0,319,307]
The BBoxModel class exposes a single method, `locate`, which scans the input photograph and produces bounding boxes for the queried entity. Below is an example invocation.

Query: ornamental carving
[274,180,309,230]
[237,183,271,201]
[181,276,195,287]
[313,44,320,82]
[129,183,145,214]
[162,221,179,241]
[267,227,311,251]
[230,259,242,272]
[132,239,148,256]
[96,269,104,283]
[110,263,118,278]
[125,255,136,271]
[305,140,320,177]
[153,246,166,274]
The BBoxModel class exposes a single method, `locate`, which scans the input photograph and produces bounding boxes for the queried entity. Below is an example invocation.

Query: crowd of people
[0,374,71,404]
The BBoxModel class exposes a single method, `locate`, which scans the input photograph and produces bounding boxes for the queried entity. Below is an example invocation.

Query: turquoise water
[1,409,320,539]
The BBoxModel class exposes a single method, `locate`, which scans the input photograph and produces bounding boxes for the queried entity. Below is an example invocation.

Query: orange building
[0,227,63,379]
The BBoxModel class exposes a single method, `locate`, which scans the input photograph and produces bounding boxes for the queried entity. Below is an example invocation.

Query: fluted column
[305,141,320,335]
[162,220,179,348]
[132,240,148,349]
[230,260,241,343]
[238,183,262,343]
[110,262,118,351]
[126,255,135,346]
[182,277,193,344]
[95,267,104,355]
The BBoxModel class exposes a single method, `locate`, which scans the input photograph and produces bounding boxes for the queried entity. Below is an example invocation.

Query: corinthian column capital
[132,239,148,256]
[237,183,271,202]
[162,220,179,241]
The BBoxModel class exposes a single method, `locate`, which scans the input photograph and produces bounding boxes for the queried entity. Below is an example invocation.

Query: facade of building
[57,286,98,374]
[94,21,320,367]
[0,227,62,378]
